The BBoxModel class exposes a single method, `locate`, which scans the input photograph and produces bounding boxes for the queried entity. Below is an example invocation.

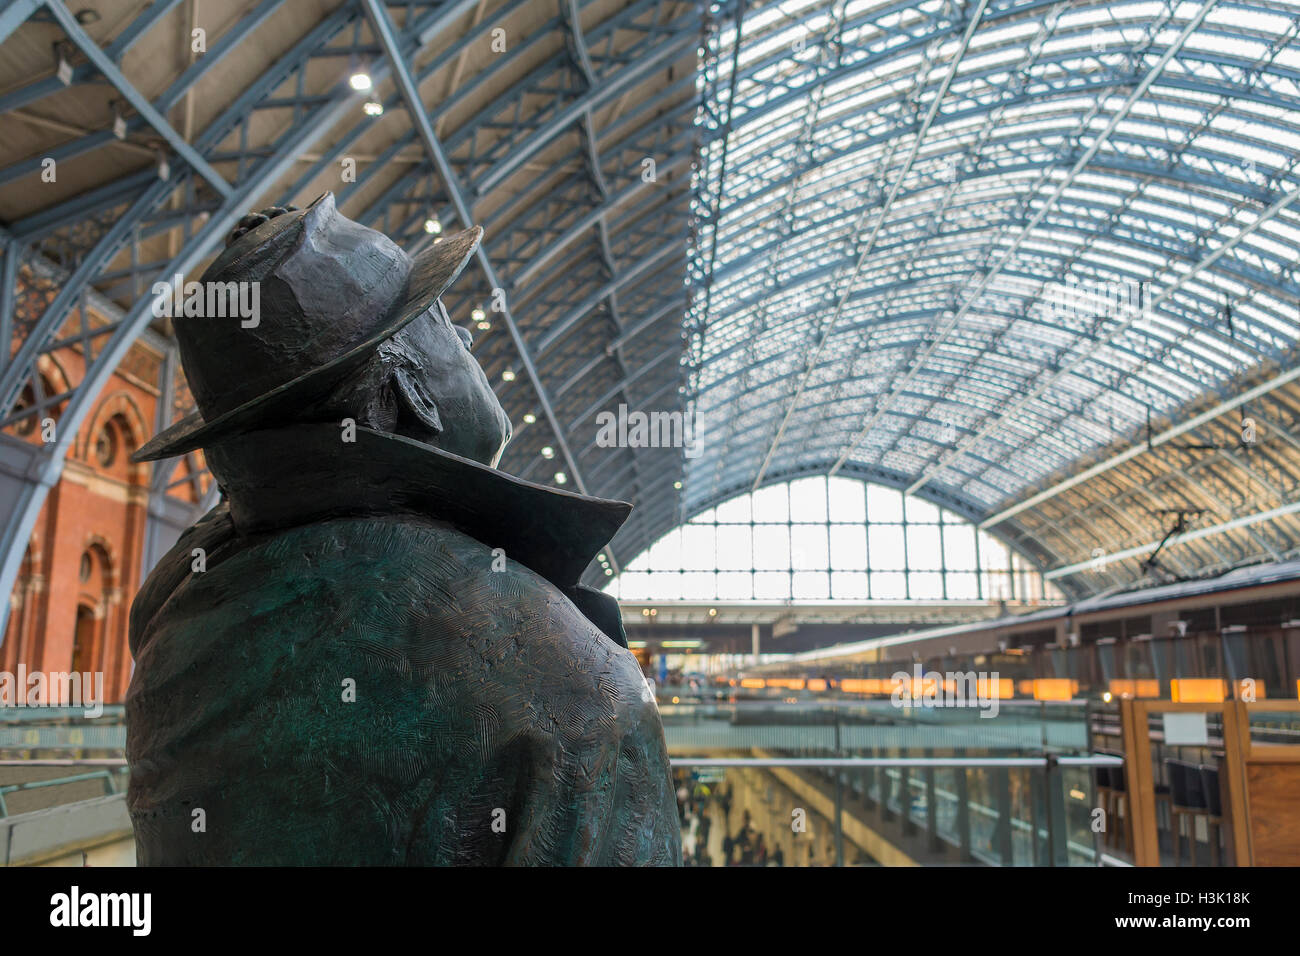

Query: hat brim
[132,225,483,463]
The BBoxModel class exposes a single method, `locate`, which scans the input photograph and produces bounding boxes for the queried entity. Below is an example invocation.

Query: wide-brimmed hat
[132,192,482,462]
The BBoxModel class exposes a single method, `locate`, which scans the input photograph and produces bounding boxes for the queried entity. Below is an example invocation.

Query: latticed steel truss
[0,0,697,636]
[683,0,1300,598]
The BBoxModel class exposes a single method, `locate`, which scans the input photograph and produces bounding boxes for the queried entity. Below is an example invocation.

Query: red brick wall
[3,281,202,704]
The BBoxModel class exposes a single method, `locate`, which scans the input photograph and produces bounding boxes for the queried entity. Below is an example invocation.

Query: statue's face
[389,301,512,467]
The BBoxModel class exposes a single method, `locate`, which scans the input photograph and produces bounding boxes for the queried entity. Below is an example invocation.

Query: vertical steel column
[1045,755,1070,866]
[995,767,1013,865]
[956,761,973,862]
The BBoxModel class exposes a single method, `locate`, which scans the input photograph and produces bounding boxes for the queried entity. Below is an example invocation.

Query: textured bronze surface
[126,197,681,865]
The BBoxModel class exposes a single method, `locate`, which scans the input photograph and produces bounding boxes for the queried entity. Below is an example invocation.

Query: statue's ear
[391,367,443,435]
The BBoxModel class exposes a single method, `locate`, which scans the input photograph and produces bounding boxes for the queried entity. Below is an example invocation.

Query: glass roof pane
[683,0,1300,525]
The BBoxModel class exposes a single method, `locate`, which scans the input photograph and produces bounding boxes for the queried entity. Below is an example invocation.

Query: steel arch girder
[0,0,477,643]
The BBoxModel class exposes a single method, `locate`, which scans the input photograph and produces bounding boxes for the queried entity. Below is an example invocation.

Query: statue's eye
[454,325,473,349]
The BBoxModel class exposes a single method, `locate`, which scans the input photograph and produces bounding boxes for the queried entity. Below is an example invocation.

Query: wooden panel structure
[1121,699,1300,865]
[1120,697,1160,866]
[1245,761,1300,866]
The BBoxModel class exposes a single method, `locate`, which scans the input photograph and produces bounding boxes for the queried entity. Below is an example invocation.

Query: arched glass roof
[678,0,1300,590]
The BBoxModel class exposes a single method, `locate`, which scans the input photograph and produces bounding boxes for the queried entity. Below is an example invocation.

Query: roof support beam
[0,241,18,378]
[474,28,693,195]
[0,0,40,46]
[565,345,681,436]
[1044,499,1300,581]
[862,0,1221,494]
[9,171,158,241]
[563,0,596,85]
[751,0,991,490]
[42,0,231,198]
[531,241,680,357]
[979,189,1300,531]
[510,150,691,289]
[0,0,468,643]
[360,0,616,574]
[0,0,184,112]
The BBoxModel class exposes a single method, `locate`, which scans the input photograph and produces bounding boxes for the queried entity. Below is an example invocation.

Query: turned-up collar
[211,423,630,588]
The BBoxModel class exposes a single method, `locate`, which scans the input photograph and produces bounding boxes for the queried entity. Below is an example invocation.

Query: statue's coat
[126,426,681,866]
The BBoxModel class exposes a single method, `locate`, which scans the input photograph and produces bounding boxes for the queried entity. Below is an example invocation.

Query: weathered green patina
[126,197,681,865]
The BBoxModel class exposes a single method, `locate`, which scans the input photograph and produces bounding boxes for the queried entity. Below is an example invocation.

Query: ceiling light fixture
[349,66,372,91]
[54,42,73,86]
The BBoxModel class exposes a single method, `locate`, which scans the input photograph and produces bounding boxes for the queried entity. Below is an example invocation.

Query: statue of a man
[126,194,681,866]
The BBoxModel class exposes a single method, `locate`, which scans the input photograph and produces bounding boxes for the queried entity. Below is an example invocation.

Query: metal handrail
[669,755,1124,767]
[0,758,126,766]
[0,767,128,818]
[0,705,126,723]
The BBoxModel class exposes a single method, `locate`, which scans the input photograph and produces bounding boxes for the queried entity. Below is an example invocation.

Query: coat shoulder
[139,513,650,718]
[127,513,678,865]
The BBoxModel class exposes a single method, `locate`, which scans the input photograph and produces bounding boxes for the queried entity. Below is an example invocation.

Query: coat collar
[213,424,630,588]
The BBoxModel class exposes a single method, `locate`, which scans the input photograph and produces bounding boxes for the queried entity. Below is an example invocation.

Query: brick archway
[82,391,150,486]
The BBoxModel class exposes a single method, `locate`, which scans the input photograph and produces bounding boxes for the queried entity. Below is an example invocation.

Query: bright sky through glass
[682,0,1300,531]
[606,475,1062,602]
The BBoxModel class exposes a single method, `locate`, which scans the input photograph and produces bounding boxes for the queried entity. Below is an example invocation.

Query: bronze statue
[126,193,681,865]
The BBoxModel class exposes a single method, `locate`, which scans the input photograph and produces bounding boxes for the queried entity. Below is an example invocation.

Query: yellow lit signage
[1032,679,1078,701]
[840,678,889,694]
[1108,679,1160,699]
[765,678,806,690]
[976,677,1014,699]
[1170,679,1227,703]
